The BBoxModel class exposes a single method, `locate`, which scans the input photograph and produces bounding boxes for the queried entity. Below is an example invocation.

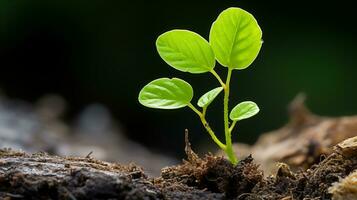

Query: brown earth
[0,135,356,200]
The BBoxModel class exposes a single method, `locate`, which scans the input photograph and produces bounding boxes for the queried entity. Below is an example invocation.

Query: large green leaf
[197,87,223,108]
[210,7,262,70]
[138,78,193,109]
[230,101,259,121]
[156,30,215,74]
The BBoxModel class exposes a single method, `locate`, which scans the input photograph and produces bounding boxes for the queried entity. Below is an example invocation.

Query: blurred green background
[0,0,356,157]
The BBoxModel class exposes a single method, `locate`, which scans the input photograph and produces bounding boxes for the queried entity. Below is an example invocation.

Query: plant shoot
[138,7,262,165]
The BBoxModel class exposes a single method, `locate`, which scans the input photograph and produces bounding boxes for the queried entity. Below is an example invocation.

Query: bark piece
[329,170,357,200]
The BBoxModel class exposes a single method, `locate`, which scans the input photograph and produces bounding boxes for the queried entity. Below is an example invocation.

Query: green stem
[188,103,202,117]
[187,103,226,150]
[223,69,238,165]
[210,70,226,88]
[229,120,237,133]
[202,106,207,118]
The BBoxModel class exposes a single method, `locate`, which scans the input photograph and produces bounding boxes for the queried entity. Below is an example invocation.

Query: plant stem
[188,103,202,116]
[229,120,237,133]
[223,69,238,165]
[188,68,238,164]
[210,70,226,88]
[187,103,226,150]
[202,106,207,118]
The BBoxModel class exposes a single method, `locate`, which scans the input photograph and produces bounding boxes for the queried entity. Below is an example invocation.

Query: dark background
[0,0,356,158]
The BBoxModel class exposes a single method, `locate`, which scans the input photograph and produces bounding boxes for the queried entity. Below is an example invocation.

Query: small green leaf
[138,78,193,109]
[230,101,259,121]
[210,7,262,70]
[197,87,223,108]
[156,30,215,74]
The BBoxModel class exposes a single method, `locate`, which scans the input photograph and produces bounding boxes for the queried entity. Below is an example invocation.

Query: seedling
[138,7,262,165]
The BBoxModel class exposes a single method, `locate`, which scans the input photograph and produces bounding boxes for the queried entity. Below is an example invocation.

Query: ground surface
[0,136,356,200]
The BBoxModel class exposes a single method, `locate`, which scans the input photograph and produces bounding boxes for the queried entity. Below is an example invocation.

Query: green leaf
[197,87,223,108]
[138,78,193,109]
[156,30,215,74]
[210,7,262,70]
[230,101,259,121]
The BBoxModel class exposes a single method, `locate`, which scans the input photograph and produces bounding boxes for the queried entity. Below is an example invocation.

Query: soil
[1,135,356,200]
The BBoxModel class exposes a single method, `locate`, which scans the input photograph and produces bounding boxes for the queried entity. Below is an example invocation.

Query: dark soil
[0,136,356,200]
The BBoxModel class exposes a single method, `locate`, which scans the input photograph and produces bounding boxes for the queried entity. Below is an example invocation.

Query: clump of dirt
[247,152,357,200]
[155,132,263,198]
[159,154,262,198]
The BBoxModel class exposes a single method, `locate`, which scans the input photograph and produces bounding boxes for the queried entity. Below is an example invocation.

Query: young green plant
[138,7,262,165]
